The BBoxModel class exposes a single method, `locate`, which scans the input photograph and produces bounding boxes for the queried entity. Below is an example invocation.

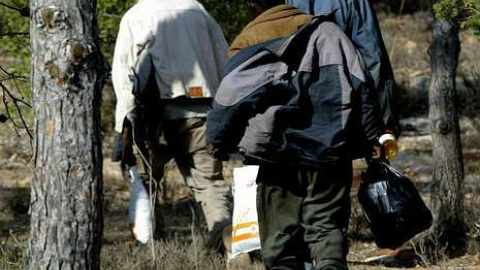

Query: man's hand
[371,145,382,160]
[121,124,136,167]
[207,143,230,161]
[207,143,216,157]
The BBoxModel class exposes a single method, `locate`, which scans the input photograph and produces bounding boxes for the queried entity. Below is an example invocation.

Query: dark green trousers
[256,161,352,270]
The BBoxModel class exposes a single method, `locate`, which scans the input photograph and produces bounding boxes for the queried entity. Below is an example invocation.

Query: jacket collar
[243,5,306,31]
[226,15,329,73]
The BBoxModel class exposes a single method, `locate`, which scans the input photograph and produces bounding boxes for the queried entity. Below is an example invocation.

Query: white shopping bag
[128,166,153,244]
[231,165,261,259]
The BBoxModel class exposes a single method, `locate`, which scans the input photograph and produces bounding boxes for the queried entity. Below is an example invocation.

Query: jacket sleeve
[206,13,229,80]
[131,36,154,99]
[112,16,136,133]
[352,75,384,144]
[290,0,400,135]
[207,70,295,155]
[207,94,261,157]
[206,102,253,159]
[285,0,313,14]
[348,0,399,135]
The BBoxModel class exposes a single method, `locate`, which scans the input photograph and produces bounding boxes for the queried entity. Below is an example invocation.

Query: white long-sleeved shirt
[112,0,228,132]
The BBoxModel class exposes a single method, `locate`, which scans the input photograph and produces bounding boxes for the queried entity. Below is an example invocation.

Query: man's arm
[351,73,384,160]
[205,13,229,77]
[348,0,399,135]
[112,15,136,133]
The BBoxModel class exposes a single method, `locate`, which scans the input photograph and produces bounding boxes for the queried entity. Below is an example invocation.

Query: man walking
[207,1,385,269]
[112,0,232,253]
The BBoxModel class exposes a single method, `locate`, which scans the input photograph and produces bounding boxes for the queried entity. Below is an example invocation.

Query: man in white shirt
[112,0,232,255]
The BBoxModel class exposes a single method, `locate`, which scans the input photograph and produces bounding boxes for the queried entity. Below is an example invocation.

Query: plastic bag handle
[378,160,405,180]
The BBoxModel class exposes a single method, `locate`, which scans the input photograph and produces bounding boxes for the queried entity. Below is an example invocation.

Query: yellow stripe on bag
[232,221,258,232]
[232,232,259,242]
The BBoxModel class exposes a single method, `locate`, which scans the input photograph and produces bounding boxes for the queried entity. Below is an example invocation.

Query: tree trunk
[428,15,466,253]
[28,1,104,269]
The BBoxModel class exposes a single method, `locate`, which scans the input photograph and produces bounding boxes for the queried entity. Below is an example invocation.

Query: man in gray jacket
[112,0,232,254]
[207,1,384,269]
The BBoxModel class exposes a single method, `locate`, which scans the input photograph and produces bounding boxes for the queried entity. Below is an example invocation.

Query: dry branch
[0,32,29,37]
[0,2,29,16]
[0,81,32,139]
[0,64,32,139]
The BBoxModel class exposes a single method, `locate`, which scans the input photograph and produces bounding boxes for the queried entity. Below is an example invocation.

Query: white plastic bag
[128,166,153,244]
[230,166,316,270]
[231,165,261,260]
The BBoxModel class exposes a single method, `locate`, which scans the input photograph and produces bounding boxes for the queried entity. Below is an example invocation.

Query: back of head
[246,0,285,16]
[247,0,284,8]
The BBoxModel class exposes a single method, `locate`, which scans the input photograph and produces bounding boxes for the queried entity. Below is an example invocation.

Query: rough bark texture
[28,1,104,269]
[428,15,466,253]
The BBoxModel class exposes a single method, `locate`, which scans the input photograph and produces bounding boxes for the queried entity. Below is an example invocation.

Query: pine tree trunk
[28,1,104,269]
[428,15,466,253]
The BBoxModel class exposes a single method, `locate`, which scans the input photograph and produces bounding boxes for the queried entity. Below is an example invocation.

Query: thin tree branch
[0,2,22,12]
[0,32,29,37]
[0,73,28,82]
[1,82,31,108]
[0,2,29,16]
[0,65,29,81]
[0,65,29,99]
[190,204,199,270]
[0,81,33,139]
[132,143,158,267]
[0,84,20,137]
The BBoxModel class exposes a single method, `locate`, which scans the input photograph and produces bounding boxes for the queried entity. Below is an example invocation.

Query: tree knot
[35,6,69,31]
[67,41,91,65]
[434,119,451,135]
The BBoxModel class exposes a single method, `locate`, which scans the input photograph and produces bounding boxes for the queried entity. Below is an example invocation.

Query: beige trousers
[136,117,232,232]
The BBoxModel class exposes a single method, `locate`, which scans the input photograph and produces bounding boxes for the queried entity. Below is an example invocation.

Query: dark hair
[246,0,284,9]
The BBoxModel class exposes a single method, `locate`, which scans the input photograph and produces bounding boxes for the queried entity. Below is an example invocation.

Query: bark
[428,15,466,253]
[28,1,104,269]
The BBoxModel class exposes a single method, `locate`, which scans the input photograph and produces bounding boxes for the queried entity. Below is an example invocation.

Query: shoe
[228,253,256,270]
[223,224,258,269]
[222,224,233,260]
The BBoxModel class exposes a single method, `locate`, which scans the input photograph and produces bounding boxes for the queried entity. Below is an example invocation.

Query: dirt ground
[1,12,480,270]
[1,131,479,269]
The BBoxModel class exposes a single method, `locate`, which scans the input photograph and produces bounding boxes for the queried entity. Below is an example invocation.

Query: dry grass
[464,164,480,256]
[101,237,226,270]
[0,231,27,270]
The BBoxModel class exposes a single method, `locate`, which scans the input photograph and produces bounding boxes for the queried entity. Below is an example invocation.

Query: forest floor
[1,122,479,270]
[1,12,480,270]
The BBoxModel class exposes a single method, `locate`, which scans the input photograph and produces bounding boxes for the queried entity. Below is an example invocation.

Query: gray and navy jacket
[287,0,399,135]
[207,19,384,168]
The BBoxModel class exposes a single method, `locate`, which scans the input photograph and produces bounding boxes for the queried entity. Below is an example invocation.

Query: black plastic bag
[358,161,433,249]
